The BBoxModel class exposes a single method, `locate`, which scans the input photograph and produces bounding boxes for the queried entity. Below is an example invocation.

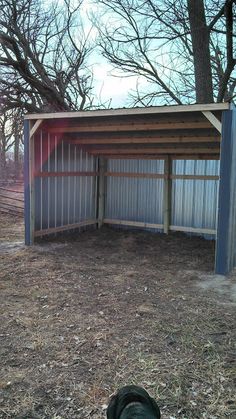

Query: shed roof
[25,102,232,160]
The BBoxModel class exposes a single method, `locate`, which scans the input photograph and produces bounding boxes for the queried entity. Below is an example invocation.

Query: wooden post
[163,155,172,234]
[97,157,107,228]
[24,119,35,245]
[29,122,35,244]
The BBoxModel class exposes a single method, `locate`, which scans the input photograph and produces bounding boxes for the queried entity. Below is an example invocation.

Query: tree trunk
[187,0,214,103]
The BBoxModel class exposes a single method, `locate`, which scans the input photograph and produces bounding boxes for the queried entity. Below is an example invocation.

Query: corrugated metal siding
[216,109,236,273]
[34,133,97,231]
[106,159,164,227]
[106,158,219,237]
[172,160,219,231]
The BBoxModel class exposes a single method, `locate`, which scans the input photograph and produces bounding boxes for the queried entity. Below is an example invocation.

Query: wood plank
[104,154,220,160]
[169,225,216,235]
[25,103,230,120]
[47,121,213,133]
[34,219,97,237]
[103,219,164,229]
[171,174,219,180]
[163,156,172,234]
[104,172,164,179]
[34,171,219,180]
[202,111,222,133]
[89,147,220,155]
[30,119,43,138]
[97,157,107,228]
[35,171,99,177]
[29,122,35,244]
[68,135,220,145]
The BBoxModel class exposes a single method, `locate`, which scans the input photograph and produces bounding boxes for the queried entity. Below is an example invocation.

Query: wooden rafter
[47,120,213,133]
[29,119,43,139]
[68,135,220,145]
[202,111,222,133]
[88,147,220,155]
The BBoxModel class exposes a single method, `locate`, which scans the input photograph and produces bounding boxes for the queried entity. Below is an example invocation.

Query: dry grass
[0,213,236,418]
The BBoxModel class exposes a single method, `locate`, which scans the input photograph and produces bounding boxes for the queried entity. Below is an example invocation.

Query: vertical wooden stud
[97,157,107,228]
[29,122,35,244]
[163,155,172,234]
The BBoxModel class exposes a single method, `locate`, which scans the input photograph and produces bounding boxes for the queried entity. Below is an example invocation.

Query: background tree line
[0,0,235,179]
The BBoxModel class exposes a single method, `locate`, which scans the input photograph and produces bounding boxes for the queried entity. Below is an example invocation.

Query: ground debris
[0,213,236,418]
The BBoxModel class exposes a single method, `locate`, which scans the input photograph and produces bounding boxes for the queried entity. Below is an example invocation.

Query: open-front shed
[24,103,236,274]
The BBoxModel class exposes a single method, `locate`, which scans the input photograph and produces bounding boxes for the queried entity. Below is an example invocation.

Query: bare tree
[0,0,95,113]
[0,109,16,179]
[93,0,236,105]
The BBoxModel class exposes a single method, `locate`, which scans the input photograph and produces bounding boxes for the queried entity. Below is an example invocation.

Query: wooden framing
[97,157,107,228]
[25,101,234,276]
[69,135,220,145]
[163,156,172,234]
[47,121,213,133]
[202,111,222,133]
[89,147,220,156]
[103,219,216,235]
[34,171,219,181]
[30,119,43,139]
[25,102,230,120]
[34,219,97,237]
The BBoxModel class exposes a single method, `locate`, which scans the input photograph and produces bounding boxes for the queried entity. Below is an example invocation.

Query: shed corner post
[24,119,35,245]
[97,157,107,229]
[163,155,172,234]
[215,109,236,275]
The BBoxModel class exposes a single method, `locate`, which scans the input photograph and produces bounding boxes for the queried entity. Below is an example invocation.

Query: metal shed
[24,102,236,274]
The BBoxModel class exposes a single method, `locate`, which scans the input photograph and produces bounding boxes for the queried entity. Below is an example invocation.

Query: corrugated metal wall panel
[35,133,97,232]
[106,158,219,237]
[172,160,219,232]
[106,159,164,226]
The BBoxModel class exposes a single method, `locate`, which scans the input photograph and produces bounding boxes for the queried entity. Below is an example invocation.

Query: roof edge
[24,102,231,120]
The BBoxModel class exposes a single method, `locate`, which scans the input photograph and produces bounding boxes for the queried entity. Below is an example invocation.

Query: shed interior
[24,103,236,274]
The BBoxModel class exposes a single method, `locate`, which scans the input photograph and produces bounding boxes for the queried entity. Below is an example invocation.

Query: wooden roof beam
[68,136,220,145]
[202,111,222,133]
[30,119,43,139]
[46,120,213,133]
[89,147,220,155]
[97,154,220,160]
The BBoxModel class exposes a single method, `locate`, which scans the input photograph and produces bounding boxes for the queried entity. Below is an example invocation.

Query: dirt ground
[0,213,236,419]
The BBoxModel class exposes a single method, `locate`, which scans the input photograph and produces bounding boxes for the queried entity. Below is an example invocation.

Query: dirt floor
[0,213,236,419]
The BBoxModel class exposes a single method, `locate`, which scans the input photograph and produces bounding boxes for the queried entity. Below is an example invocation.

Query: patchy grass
[0,213,236,418]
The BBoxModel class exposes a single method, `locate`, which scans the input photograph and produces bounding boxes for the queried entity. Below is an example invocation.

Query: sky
[79,0,143,108]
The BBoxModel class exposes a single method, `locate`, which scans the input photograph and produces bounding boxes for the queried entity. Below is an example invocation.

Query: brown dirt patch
[0,213,235,418]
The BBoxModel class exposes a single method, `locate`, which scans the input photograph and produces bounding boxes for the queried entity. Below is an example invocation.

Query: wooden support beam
[34,219,97,237]
[29,121,35,244]
[34,171,219,180]
[35,171,99,177]
[169,225,216,235]
[163,156,172,234]
[106,154,220,160]
[103,219,164,229]
[171,174,219,180]
[202,111,222,133]
[97,157,107,228]
[47,120,213,134]
[89,147,220,155]
[103,219,215,235]
[68,135,220,145]
[30,119,43,139]
[104,171,164,179]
